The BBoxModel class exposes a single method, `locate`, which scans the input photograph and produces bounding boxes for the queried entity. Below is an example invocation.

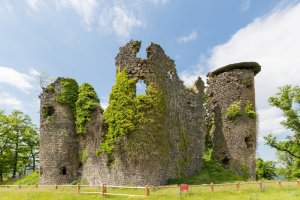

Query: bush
[245,101,256,118]
[226,102,241,120]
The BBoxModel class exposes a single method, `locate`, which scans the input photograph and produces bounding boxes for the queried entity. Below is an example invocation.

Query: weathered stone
[39,41,260,186]
[207,62,261,179]
[39,78,80,185]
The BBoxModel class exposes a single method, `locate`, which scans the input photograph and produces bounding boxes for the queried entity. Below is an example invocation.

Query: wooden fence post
[101,184,106,197]
[77,184,80,194]
[259,181,263,191]
[236,182,240,191]
[278,180,282,187]
[210,182,214,192]
[55,184,58,190]
[297,179,300,186]
[145,185,150,197]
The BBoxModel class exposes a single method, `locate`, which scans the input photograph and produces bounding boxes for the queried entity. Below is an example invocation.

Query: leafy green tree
[264,85,300,178]
[0,110,14,181]
[0,110,39,180]
[256,158,276,180]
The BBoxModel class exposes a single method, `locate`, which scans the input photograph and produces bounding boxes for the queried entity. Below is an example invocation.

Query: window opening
[136,80,147,96]
[43,106,55,117]
[61,167,67,175]
[167,71,173,80]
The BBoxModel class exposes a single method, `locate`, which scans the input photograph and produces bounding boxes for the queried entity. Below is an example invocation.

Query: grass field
[1,160,299,199]
[1,184,300,200]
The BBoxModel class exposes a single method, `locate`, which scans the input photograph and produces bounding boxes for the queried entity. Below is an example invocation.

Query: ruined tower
[39,78,80,184]
[207,62,261,179]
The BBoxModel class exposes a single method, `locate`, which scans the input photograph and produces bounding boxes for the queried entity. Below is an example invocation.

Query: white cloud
[26,0,42,11]
[241,0,251,12]
[179,55,207,87]
[29,68,41,77]
[99,3,145,38]
[178,31,198,43]
[57,0,98,30]
[0,66,36,93]
[0,92,22,110]
[100,96,109,110]
[202,2,300,143]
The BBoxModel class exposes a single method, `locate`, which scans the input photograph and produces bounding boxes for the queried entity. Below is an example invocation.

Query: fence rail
[1,179,300,197]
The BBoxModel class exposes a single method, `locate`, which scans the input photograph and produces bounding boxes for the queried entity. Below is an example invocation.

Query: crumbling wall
[39,78,80,185]
[207,62,261,179]
[39,41,260,186]
[82,40,206,185]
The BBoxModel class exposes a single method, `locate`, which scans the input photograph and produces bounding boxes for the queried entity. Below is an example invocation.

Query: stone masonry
[39,41,260,186]
[39,78,80,185]
[207,62,261,179]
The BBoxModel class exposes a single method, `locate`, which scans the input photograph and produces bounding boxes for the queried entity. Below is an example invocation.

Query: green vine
[99,69,166,160]
[75,83,100,134]
[245,101,256,118]
[55,78,79,113]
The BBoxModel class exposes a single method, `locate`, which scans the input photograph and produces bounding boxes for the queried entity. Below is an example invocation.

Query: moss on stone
[226,102,241,120]
[79,149,88,164]
[75,83,100,135]
[245,101,256,118]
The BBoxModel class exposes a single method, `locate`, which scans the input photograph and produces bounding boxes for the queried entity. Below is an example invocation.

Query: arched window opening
[167,71,173,80]
[43,106,55,118]
[60,167,67,175]
[136,80,147,96]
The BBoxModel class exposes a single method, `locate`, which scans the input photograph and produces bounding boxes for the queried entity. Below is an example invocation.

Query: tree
[0,110,13,181]
[0,110,39,180]
[256,158,276,180]
[264,85,300,178]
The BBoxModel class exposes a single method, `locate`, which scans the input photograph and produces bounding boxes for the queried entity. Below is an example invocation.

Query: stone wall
[207,62,261,179]
[39,41,260,186]
[81,40,206,185]
[39,78,80,185]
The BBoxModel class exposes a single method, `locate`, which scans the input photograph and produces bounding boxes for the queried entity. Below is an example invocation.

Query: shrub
[226,102,241,120]
[245,101,256,118]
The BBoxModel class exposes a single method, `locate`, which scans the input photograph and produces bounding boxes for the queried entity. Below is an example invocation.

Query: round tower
[207,62,261,179]
[39,78,80,185]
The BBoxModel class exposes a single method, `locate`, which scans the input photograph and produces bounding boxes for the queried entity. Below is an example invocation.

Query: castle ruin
[39,41,261,185]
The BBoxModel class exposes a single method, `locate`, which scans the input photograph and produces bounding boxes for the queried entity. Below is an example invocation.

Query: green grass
[0,172,39,185]
[0,184,300,200]
[168,159,245,185]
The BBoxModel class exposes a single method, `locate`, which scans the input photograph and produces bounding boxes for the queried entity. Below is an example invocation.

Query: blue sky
[0,0,300,161]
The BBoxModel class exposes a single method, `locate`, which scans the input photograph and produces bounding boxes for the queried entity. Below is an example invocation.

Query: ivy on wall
[46,78,101,135]
[99,69,166,160]
[75,83,100,135]
[55,78,79,113]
